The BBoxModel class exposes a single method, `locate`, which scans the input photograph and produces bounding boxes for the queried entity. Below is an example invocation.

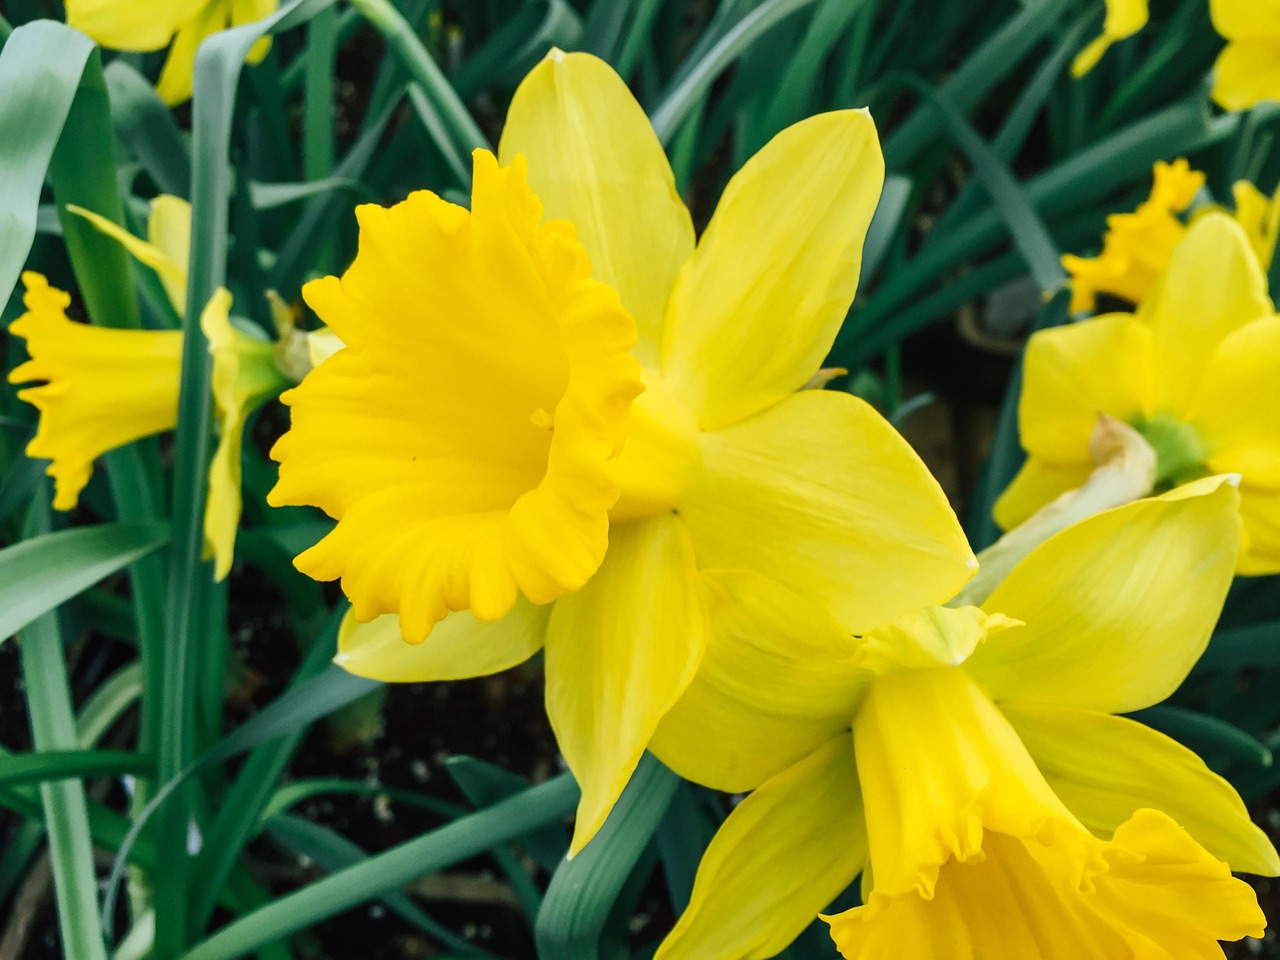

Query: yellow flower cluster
[1075,0,1280,111]
[11,24,1279,956]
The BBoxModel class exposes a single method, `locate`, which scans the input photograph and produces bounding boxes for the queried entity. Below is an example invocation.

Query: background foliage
[0,0,1278,957]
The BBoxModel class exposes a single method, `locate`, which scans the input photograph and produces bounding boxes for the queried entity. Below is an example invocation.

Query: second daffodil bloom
[999,212,1280,573]
[655,480,1278,959]
[268,51,973,854]
[64,0,277,105]
[1210,0,1280,111]
[1063,158,1280,315]
[8,197,302,579]
[1072,0,1148,76]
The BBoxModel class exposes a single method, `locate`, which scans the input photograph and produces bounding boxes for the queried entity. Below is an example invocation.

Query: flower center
[1130,412,1208,491]
[606,369,700,522]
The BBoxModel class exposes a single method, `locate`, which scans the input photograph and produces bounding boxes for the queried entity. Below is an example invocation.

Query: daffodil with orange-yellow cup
[267,50,973,855]
[653,479,1277,959]
[1062,158,1280,315]
[7,197,317,579]
[1210,0,1280,110]
[1000,212,1280,573]
[64,0,277,105]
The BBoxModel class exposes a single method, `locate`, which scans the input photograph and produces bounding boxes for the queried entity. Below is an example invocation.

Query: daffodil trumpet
[270,49,974,855]
[653,479,1278,959]
[9,197,327,580]
[1001,211,1280,574]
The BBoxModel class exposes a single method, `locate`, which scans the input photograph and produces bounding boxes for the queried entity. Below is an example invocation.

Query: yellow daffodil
[1072,0,1148,77]
[655,480,1278,959]
[9,272,184,511]
[999,212,1280,573]
[64,0,277,105]
[1064,158,1280,314]
[269,50,973,854]
[9,198,303,578]
[1210,0,1280,111]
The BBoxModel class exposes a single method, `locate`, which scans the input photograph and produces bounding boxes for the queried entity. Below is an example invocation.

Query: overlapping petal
[64,0,203,50]
[992,457,1094,532]
[66,200,188,312]
[655,737,865,960]
[8,273,182,510]
[650,570,866,793]
[677,390,974,634]
[1006,703,1280,877]
[498,51,693,367]
[1211,0,1280,110]
[969,480,1241,714]
[202,290,289,580]
[543,515,706,856]
[269,151,642,638]
[1141,213,1273,413]
[662,110,884,430]
[336,602,549,682]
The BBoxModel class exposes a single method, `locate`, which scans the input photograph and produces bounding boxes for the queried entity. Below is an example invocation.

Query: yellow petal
[8,273,182,510]
[1071,0,1148,76]
[1237,484,1280,575]
[650,570,866,793]
[269,151,641,638]
[1141,213,1273,414]
[1188,316,1280,489]
[1211,0,1280,38]
[306,327,343,367]
[543,515,706,856]
[655,736,865,960]
[827,809,1264,960]
[992,457,1093,532]
[63,0,201,50]
[1230,180,1278,267]
[147,195,193,311]
[498,51,694,367]
[336,602,549,682]
[1018,314,1151,465]
[65,202,188,313]
[156,3,227,106]
[679,390,974,634]
[968,480,1241,714]
[661,110,884,429]
[1213,38,1280,112]
[1006,703,1280,877]
[201,290,288,581]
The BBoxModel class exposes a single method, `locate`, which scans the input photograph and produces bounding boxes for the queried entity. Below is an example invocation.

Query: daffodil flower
[268,51,973,854]
[1000,212,1280,573]
[1063,158,1280,315]
[1072,0,1148,77]
[1210,0,1280,111]
[8,198,308,579]
[655,480,1278,959]
[64,0,277,105]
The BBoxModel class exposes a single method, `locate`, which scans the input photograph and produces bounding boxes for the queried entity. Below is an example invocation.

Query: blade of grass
[0,750,153,788]
[19,502,109,960]
[180,774,579,960]
[0,20,97,302]
[104,60,192,198]
[0,522,168,642]
[535,754,679,960]
[649,0,819,144]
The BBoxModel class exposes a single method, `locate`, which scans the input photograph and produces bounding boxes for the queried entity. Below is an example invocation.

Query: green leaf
[445,756,568,873]
[0,20,98,303]
[264,814,494,957]
[0,522,168,644]
[535,754,679,960]
[451,0,582,97]
[0,749,153,788]
[180,774,579,960]
[104,60,191,199]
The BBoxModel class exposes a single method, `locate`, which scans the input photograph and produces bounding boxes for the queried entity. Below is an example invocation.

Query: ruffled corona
[1061,159,1204,314]
[8,272,182,510]
[830,669,1264,959]
[269,150,643,640]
